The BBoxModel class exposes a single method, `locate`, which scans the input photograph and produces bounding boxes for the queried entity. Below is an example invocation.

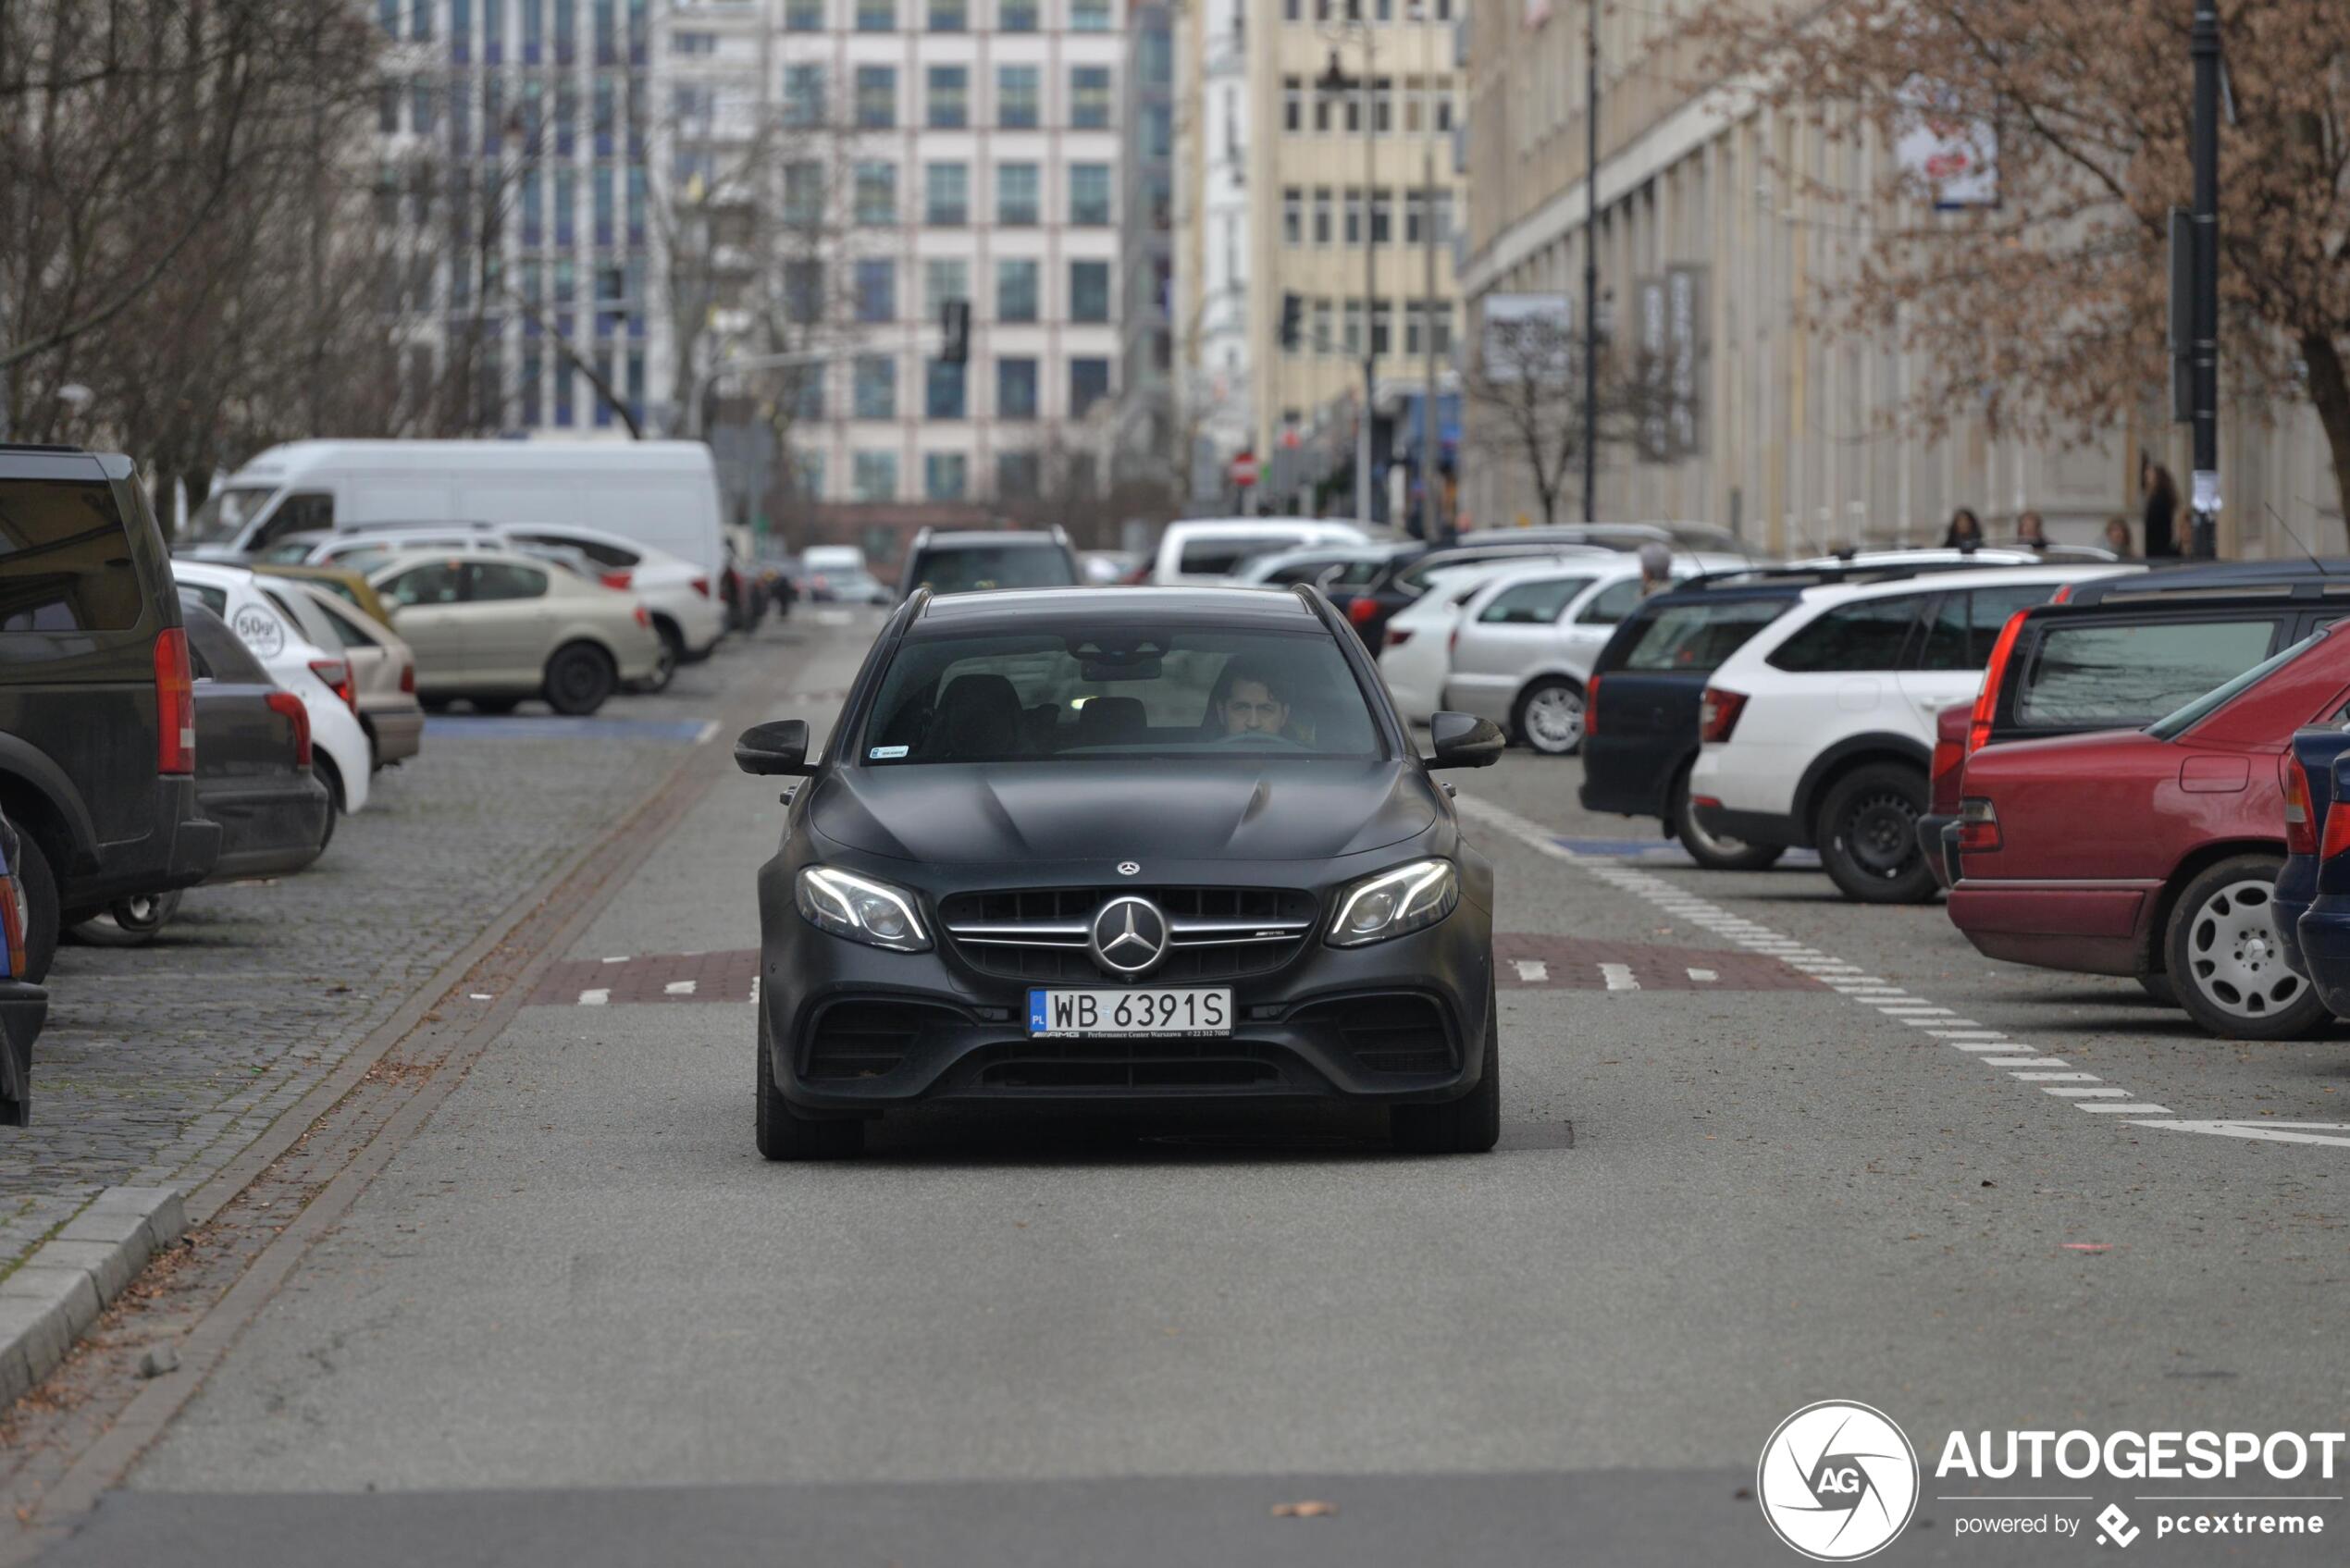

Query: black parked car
[0,444,220,980]
[897,527,1080,599]
[736,585,1506,1159]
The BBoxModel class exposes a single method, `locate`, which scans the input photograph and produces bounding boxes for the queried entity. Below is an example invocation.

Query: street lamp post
[1581,0,1599,525]
[1320,22,1378,527]
[2188,0,2220,558]
[1416,3,1441,543]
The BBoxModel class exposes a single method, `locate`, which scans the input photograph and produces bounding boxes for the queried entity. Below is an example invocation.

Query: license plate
[1027,988,1232,1038]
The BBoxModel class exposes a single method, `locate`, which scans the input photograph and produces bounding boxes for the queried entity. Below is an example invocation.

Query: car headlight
[795,866,932,952]
[1327,858,1457,947]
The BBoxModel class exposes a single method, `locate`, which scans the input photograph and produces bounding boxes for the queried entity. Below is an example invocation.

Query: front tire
[543,644,616,717]
[1391,986,1500,1154]
[2164,855,2328,1039]
[631,622,681,694]
[68,890,183,948]
[1510,677,1585,757]
[757,1007,865,1160]
[1816,762,1936,905]
[1671,769,1784,871]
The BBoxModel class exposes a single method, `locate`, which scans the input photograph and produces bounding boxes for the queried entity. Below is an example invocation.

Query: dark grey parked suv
[0,443,220,978]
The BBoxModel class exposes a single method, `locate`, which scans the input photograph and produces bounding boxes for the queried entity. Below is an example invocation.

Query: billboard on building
[1478,293,1574,385]
[1895,76,1998,209]
[1667,265,1707,459]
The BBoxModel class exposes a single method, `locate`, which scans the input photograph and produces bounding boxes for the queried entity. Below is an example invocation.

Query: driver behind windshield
[1217,661,1291,739]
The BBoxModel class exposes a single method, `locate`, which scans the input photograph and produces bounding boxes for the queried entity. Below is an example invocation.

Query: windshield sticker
[869,745,909,759]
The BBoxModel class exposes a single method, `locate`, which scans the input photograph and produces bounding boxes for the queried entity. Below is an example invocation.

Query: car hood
[808,759,1438,865]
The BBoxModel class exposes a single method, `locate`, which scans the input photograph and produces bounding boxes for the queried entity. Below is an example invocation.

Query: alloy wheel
[1522,686,1585,754]
[2183,878,2306,1019]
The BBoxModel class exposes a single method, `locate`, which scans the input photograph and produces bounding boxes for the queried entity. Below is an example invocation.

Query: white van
[180,440,727,585]
[1151,519,1369,585]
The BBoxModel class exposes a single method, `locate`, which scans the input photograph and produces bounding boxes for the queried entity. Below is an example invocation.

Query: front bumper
[0,979,45,1126]
[1690,803,1808,850]
[761,873,1495,1114]
[62,775,222,912]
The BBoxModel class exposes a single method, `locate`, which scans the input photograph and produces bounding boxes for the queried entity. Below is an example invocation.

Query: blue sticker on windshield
[869,745,909,759]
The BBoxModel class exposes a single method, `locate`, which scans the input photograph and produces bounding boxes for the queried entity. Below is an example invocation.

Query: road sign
[1231,451,1259,488]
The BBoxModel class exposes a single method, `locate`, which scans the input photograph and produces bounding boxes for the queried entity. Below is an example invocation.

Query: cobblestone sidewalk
[0,636,788,1273]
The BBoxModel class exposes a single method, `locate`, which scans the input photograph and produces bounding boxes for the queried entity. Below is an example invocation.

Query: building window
[1311,297,1334,355]
[854,355,897,419]
[1070,260,1110,323]
[853,161,897,225]
[1433,190,1454,244]
[855,65,896,129]
[1404,188,1428,244]
[996,65,1039,130]
[783,161,824,228]
[1342,300,1364,354]
[925,260,970,317]
[1070,0,1109,30]
[996,450,1039,498]
[1311,187,1332,245]
[1369,188,1392,245]
[792,449,826,500]
[1371,300,1392,355]
[785,0,823,30]
[924,452,969,500]
[925,361,967,420]
[852,450,898,501]
[1372,76,1393,133]
[1281,187,1303,246]
[1070,358,1110,419]
[1282,76,1303,132]
[856,0,895,30]
[926,161,970,225]
[855,259,897,323]
[928,65,969,128]
[1312,86,1332,133]
[1070,67,1112,130]
[996,259,1039,323]
[1070,164,1111,225]
[999,0,1037,30]
[1431,302,1453,355]
[929,0,967,30]
[1342,188,1363,245]
[785,259,825,323]
[784,64,826,128]
[996,358,1039,420]
[791,366,825,420]
[996,162,1040,225]
[669,29,715,55]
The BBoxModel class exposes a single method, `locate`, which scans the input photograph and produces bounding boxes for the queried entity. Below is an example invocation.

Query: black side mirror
[735,719,813,776]
[1426,710,1505,770]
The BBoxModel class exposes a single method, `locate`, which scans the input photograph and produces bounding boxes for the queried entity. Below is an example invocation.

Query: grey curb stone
[0,1185,189,1407]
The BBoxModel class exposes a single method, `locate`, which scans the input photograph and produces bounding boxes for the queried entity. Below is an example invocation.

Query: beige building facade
[1461,3,2345,556]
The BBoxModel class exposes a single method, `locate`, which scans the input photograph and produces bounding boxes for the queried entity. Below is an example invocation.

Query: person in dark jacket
[1941,508,1984,549]
[2014,510,2050,549]
[2142,456,2181,556]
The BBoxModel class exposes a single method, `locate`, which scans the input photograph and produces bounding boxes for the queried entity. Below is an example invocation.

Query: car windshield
[912,545,1077,595]
[1612,598,1790,673]
[863,626,1385,764]
[183,485,278,546]
[2147,633,2320,740]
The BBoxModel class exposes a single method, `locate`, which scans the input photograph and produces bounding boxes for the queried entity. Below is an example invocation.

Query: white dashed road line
[1451,793,2199,1134]
[579,988,610,1006]
[1513,959,1550,983]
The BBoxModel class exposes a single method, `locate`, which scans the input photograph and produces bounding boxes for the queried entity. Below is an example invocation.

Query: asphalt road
[20,611,2348,1566]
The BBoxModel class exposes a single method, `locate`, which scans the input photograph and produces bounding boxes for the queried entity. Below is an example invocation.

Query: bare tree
[1464,306,1657,525]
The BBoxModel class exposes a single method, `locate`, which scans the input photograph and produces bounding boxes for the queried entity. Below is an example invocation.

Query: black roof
[910,585,1317,634]
[2060,557,2350,607]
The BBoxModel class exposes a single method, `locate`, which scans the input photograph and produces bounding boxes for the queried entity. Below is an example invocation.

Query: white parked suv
[1687,563,2136,902]
[1441,553,1754,754]
[1151,519,1368,585]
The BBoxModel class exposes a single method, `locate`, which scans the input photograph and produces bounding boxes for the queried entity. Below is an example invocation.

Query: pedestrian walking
[1941,508,1984,549]
[2142,455,2181,556]
[2014,510,2050,550]
[2103,515,2135,556]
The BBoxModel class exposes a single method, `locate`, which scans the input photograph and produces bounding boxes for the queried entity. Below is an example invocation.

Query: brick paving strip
[0,639,812,1543]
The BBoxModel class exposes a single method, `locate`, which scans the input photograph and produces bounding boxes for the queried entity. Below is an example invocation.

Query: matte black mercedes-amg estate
[736,585,1505,1159]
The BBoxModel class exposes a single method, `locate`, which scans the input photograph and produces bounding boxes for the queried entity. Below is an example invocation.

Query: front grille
[803,1000,952,1080]
[971,1038,1286,1090]
[1292,994,1457,1076]
[941,885,1318,983]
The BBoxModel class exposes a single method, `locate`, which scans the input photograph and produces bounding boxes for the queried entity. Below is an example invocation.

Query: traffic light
[1279,292,1303,351]
[939,299,971,365]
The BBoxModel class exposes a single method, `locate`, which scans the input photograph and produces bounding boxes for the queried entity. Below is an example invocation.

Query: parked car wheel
[1510,678,1586,757]
[2164,854,2329,1039]
[1671,769,1784,872]
[1817,762,1936,904]
[756,1006,864,1160]
[68,890,183,948]
[14,832,59,984]
[543,644,616,717]
[630,621,682,695]
[1391,984,1500,1154]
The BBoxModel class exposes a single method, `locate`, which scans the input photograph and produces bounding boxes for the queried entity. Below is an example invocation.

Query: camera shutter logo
[1756,1401,1919,1562]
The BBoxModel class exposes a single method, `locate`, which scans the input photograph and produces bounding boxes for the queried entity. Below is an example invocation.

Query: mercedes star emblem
[1089,895,1169,978]
[1116,861,1142,877]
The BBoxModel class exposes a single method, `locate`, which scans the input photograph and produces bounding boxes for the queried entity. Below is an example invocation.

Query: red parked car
[1948,624,2350,1040]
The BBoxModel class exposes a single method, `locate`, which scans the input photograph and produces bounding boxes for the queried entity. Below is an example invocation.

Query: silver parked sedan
[365,549,662,717]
